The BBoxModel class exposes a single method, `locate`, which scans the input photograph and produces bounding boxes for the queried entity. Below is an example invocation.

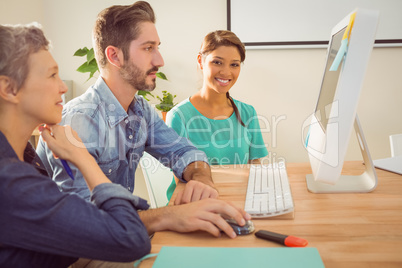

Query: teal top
[166,98,268,165]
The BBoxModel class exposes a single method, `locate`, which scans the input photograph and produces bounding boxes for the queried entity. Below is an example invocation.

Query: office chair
[139,152,172,208]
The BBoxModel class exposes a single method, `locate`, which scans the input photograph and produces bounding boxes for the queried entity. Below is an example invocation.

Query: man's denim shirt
[37,77,208,200]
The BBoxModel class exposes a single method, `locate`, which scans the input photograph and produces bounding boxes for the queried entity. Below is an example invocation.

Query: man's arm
[142,98,218,204]
[174,161,218,205]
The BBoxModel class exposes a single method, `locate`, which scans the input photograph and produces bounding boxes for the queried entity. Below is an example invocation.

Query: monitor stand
[306,115,378,193]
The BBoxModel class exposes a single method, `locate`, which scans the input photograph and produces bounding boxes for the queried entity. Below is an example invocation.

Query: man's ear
[0,76,19,104]
[105,46,124,68]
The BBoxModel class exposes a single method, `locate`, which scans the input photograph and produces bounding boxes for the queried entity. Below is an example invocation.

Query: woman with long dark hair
[166,30,268,199]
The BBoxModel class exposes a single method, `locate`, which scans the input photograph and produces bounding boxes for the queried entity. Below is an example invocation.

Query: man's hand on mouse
[140,199,251,238]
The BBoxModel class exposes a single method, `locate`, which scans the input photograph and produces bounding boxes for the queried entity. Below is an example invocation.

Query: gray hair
[0,23,50,90]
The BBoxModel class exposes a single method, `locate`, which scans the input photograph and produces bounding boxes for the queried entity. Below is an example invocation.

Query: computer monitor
[304,8,379,193]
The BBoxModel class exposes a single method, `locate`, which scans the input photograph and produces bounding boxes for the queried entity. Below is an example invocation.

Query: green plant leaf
[86,60,98,73]
[77,59,98,75]
[76,62,90,73]
[155,91,177,112]
[88,68,97,80]
[137,90,154,101]
[156,72,168,80]
[156,103,171,112]
[74,47,89,57]
[87,48,95,64]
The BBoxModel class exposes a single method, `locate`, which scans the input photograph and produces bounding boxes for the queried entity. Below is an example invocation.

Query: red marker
[255,230,308,247]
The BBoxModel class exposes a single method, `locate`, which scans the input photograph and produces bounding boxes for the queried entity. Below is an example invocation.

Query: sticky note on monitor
[329,12,356,71]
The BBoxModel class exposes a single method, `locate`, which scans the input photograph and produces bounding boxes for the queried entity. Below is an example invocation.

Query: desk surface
[141,161,402,268]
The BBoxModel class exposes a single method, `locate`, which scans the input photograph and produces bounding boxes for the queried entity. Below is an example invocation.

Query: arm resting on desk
[174,161,219,205]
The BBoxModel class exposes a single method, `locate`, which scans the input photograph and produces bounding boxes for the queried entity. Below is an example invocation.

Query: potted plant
[155,91,177,121]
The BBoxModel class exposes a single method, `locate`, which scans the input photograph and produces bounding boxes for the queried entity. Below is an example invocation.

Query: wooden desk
[141,162,402,268]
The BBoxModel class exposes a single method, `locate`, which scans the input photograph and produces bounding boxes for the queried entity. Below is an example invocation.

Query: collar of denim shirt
[94,77,133,128]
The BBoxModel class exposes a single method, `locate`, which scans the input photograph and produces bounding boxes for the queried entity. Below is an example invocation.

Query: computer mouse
[225,219,255,235]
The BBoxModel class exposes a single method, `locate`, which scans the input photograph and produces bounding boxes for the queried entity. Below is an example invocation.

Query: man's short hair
[93,1,156,68]
[0,23,49,90]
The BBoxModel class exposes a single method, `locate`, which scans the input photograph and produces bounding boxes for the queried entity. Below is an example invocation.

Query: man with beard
[37,0,251,251]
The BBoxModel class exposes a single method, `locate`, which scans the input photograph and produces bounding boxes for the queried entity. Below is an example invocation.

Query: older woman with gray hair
[0,23,151,268]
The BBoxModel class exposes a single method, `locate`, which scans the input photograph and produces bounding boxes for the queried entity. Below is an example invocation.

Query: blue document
[152,246,324,268]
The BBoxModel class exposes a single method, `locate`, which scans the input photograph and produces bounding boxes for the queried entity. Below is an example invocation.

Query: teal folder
[152,247,324,268]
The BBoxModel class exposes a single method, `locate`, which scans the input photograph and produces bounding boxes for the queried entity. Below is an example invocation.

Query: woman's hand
[39,124,86,165]
[40,124,110,190]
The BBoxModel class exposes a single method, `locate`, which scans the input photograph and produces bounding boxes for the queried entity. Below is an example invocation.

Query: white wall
[1,0,401,163]
[0,0,44,25]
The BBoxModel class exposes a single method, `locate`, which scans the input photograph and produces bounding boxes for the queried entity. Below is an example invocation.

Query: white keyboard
[244,163,294,218]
